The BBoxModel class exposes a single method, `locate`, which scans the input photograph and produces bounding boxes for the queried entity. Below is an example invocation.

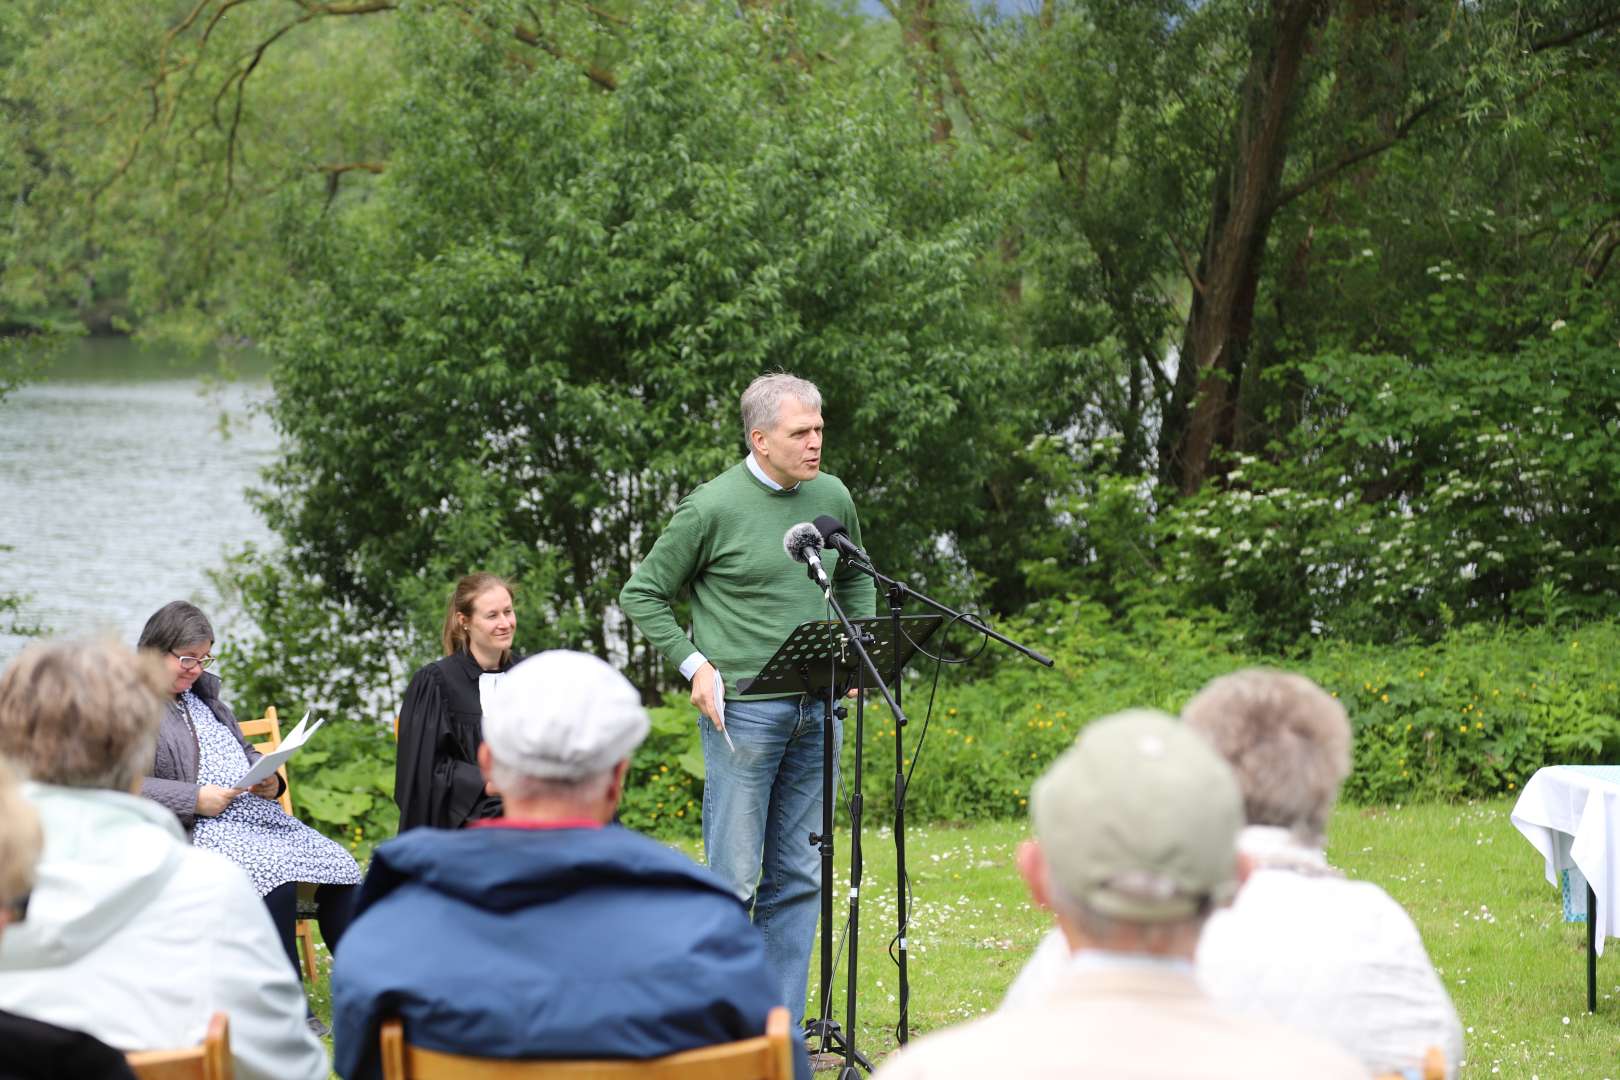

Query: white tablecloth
[1511,765,1620,956]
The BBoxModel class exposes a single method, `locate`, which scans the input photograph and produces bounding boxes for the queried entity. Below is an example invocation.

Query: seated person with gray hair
[1005,669,1462,1078]
[0,756,137,1080]
[0,641,328,1080]
[874,709,1365,1079]
[332,650,807,1080]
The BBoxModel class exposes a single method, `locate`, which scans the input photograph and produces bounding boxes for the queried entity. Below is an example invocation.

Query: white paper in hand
[238,711,325,789]
[714,672,735,752]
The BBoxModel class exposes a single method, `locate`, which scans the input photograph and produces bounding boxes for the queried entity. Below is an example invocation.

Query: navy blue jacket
[331,822,807,1079]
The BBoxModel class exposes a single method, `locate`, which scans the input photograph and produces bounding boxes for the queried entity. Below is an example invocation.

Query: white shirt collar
[1068,948,1195,978]
[1237,824,1339,877]
[746,452,797,492]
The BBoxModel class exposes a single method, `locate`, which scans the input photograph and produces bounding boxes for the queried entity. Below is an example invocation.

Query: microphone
[783,522,832,591]
[813,515,867,562]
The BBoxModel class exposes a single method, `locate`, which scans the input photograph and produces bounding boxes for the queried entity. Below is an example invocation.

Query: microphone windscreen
[812,515,847,543]
[783,522,824,564]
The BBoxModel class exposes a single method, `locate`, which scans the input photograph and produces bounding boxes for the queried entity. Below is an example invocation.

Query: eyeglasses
[3,890,28,924]
[169,651,217,672]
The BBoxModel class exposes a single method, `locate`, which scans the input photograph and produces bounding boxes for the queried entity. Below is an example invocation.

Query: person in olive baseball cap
[1025,707,1245,928]
[872,707,1367,1080]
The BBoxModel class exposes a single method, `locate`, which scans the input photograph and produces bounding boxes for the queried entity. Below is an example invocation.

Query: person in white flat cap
[331,651,808,1080]
[872,708,1366,1080]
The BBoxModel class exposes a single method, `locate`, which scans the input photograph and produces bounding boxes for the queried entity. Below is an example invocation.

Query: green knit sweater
[620,461,876,698]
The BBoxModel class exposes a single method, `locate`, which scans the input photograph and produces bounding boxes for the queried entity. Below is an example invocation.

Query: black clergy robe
[394,649,516,832]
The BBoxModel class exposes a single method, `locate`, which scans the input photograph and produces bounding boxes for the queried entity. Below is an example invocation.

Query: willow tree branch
[313,160,387,174]
[1269,96,1446,212]
[1531,9,1620,52]
[1168,230,1205,296]
[510,21,617,90]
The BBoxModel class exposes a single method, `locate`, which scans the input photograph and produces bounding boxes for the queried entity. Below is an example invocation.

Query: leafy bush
[229,580,1620,850]
[618,695,705,839]
[1317,622,1620,803]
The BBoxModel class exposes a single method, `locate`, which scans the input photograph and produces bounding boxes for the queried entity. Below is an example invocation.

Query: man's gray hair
[1046,874,1208,955]
[488,756,615,804]
[740,373,822,446]
[1182,668,1351,843]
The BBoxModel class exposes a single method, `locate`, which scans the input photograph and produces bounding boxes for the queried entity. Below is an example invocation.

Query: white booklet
[238,711,325,789]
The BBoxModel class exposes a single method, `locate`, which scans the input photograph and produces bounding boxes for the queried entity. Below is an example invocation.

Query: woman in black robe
[394,573,519,831]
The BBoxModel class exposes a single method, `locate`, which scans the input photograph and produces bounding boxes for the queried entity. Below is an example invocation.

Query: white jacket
[0,784,328,1080]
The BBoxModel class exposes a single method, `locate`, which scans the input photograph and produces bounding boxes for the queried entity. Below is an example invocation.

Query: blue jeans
[700,694,837,1028]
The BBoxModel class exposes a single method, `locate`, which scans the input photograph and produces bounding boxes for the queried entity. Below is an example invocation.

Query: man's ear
[1235,850,1255,888]
[605,758,631,806]
[478,742,497,795]
[1017,839,1055,911]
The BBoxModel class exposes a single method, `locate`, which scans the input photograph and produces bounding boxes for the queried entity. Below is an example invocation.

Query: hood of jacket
[1,783,187,969]
[360,823,740,915]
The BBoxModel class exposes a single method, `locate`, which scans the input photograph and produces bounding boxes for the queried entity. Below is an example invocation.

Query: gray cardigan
[140,672,281,838]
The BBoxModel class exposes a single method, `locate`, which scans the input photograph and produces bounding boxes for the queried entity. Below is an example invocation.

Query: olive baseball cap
[1030,708,1243,923]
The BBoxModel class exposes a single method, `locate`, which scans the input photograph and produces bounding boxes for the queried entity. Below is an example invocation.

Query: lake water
[0,338,278,664]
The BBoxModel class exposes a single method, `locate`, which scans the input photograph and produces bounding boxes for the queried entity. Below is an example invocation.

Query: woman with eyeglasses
[137,600,360,1033]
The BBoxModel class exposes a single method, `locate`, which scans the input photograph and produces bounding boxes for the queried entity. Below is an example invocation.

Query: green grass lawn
[307,799,1615,1078]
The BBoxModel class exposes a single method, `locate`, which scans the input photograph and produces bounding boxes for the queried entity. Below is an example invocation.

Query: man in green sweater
[619,373,875,1028]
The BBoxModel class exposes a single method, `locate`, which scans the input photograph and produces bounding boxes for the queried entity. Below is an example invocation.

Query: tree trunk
[897,0,952,143]
[1172,0,1326,495]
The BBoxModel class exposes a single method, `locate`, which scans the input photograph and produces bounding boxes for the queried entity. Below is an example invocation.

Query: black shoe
[306,1015,331,1038]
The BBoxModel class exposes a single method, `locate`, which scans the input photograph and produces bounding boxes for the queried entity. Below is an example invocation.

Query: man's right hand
[691,662,725,732]
[195,784,243,817]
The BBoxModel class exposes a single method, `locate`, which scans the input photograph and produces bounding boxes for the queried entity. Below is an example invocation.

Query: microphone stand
[837,553,1053,1045]
[740,607,942,1078]
[796,562,907,1079]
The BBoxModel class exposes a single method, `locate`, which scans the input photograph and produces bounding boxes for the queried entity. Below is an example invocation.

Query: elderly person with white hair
[0,641,327,1080]
[331,650,806,1080]
[1004,669,1464,1079]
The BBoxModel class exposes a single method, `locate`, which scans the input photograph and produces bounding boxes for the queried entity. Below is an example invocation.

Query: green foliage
[848,599,1247,824]
[1147,301,1618,649]
[0,0,395,337]
[239,0,1038,708]
[871,611,1620,821]
[1319,623,1620,804]
[616,695,705,840]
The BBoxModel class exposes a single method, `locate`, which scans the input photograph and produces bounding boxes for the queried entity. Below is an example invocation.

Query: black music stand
[739,614,942,1078]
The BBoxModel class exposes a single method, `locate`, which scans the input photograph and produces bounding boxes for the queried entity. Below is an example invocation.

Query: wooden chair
[126,1012,233,1080]
[1374,1046,1446,1080]
[378,1006,794,1079]
[237,706,319,982]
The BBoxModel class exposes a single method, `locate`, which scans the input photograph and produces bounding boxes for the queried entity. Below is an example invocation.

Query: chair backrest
[378,1006,794,1080]
[237,706,294,815]
[1373,1046,1446,1080]
[126,1012,233,1080]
